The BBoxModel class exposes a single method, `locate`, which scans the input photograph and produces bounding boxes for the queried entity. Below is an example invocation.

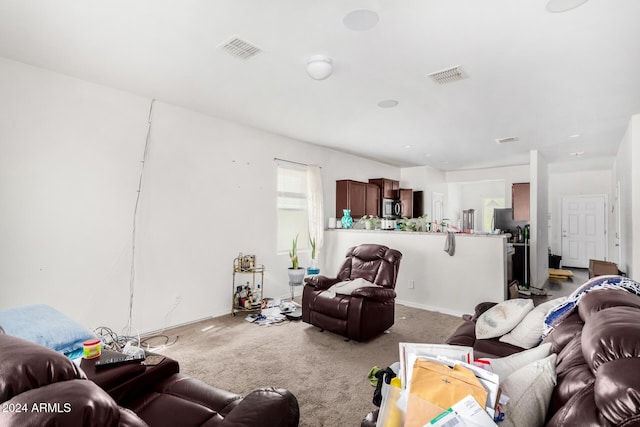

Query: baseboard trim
[395,299,466,318]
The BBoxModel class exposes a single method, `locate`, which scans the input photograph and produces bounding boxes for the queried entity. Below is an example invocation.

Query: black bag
[372,367,396,407]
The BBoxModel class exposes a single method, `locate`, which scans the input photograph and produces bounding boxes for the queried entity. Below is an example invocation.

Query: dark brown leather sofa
[302,243,402,341]
[446,286,640,426]
[0,328,300,427]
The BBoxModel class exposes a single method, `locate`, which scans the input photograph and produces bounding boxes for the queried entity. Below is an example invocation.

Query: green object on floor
[367,366,381,386]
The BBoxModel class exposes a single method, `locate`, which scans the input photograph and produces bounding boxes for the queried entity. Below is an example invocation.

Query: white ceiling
[1,0,639,171]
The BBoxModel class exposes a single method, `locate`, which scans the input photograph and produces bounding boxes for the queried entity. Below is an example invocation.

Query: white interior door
[561,195,607,268]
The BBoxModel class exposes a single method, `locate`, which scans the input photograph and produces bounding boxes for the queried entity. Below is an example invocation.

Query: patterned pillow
[475,299,534,339]
[500,298,566,349]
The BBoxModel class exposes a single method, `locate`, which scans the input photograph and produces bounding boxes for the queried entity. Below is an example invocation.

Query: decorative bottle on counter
[341,209,353,229]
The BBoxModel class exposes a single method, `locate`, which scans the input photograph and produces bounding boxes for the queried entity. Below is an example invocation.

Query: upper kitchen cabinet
[365,183,380,217]
[512,182,530,221]
[336,180,367,218]
[368,178,399,199]
[399,188,413,219]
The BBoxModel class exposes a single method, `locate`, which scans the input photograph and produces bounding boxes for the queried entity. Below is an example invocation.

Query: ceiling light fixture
[546,0,589,13]
[343,9,379,31]
[306,55,333,80]
[378,100,398,108]
[569,133,581,138]
[403,145,412,149]
[569,151,585,156]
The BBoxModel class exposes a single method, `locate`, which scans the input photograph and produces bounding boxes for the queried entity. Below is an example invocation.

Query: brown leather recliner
[302,243,402,341]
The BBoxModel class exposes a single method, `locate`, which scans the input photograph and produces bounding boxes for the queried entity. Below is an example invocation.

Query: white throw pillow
[475,299,534,339]
[499,298,566,349]
[478,342,552,379]
[499,353,558,427]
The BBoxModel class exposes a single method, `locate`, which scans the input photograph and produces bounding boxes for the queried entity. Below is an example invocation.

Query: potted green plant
[307,236,320,274]
[358,215,380,230]
[288,234,305,285]
[416,213,429,232]
[399,217,417,231]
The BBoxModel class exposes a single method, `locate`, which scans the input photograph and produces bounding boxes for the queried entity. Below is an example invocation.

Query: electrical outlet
[408,280,415,289]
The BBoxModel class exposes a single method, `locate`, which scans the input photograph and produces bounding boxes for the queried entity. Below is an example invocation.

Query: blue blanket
[542,275,640,337]
[0,304,95,357]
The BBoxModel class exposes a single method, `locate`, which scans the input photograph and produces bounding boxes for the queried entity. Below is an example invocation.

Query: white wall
[0,57,399,333]
[446,165,530,209]
[401,165,447,221]
[0,57,150,332]
[530,150,549,288]
[615,114,640,279]
[324,230,508,317]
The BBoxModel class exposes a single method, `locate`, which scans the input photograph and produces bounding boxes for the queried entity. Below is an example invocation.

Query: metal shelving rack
[231,254,265,316]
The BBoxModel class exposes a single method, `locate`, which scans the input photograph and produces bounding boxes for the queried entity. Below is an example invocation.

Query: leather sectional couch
[446,285,640,426]
[0,327,300,427]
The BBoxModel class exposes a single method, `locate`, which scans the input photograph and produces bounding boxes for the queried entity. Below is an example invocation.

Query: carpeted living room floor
[148,303,464,427]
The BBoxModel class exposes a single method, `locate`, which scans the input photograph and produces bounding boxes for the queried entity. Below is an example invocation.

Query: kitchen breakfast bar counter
[321,229,509,317]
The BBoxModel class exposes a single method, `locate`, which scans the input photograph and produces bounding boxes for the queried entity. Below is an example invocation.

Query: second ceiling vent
[427,65,466,84]
[219,37,262,60]
[495,136,519,144]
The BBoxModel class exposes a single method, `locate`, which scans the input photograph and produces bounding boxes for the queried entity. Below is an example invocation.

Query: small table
[81,350,179,405]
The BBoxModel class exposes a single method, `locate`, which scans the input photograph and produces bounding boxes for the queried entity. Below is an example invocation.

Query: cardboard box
[588,259,618,278]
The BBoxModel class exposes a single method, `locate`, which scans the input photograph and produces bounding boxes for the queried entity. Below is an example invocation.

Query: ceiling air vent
[495,136,519,144]
[427,65,466,84]
[219,37,262,60]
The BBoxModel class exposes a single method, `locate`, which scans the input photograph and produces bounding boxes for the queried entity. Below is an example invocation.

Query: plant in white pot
[288,234,306,285]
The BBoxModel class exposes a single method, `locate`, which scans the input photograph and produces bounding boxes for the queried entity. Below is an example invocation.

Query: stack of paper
[376,343,501,427]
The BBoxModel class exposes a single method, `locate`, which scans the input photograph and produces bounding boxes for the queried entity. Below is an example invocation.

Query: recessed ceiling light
[343,9,379,31]
[403,145,412,149]
[569,151,585,156]
[546,0,589,13]
[424,154,432,157]
[378,100,398,108]
[569,133,581,138]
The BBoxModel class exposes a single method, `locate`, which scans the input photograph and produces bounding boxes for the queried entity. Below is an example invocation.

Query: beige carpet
[149,303,464,427]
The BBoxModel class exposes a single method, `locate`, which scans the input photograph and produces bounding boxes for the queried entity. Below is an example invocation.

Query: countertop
[326,228,511,238]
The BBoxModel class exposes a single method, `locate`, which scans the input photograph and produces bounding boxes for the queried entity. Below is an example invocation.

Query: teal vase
[341,209,353,229]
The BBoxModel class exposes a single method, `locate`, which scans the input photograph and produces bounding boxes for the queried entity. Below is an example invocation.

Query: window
[277,164,309,252]
[483,198,505,232]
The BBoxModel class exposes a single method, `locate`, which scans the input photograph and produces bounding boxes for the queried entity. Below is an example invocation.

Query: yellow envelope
[408,359,488,414]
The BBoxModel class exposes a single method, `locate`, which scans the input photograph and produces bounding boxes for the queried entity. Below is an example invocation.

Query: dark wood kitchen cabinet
[368,178,399,199]
[365,183,380,217]
[512,183,530,221]
[399,188,413,218]
[336,180,367,218]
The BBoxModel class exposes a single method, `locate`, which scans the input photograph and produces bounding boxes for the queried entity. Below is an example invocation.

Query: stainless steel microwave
[382,198,401,218]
